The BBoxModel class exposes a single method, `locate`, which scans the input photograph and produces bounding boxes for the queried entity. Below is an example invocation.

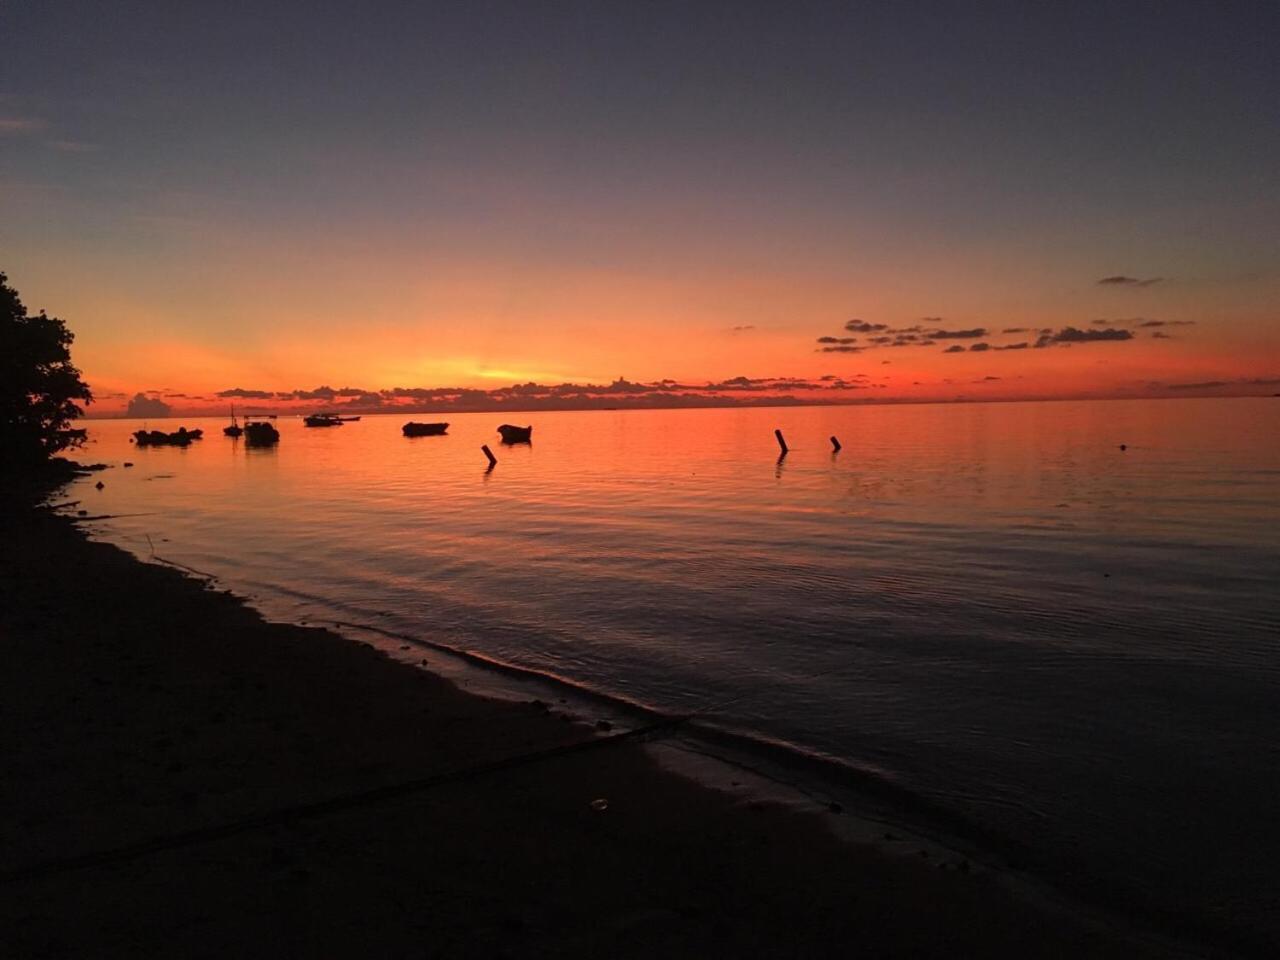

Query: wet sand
[0,476,1189,957]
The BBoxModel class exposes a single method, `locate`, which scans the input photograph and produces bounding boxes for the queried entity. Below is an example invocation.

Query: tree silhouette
[0,272,92,467]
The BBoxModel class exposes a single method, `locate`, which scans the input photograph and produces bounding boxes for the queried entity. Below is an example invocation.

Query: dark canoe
[496,423,532,444]
[402,422,449,437]
[304,415,343,427]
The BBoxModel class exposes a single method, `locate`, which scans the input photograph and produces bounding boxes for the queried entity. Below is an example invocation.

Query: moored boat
[304,414,343,427]
[496,423,532,444]
[224,406,243,437]
[402,421,449,437]
[133,426,203,447]
[244,420,280,446]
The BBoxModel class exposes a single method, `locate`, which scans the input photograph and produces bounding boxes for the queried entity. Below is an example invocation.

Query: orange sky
[2,3,1277,416]
[11,246,1275,416]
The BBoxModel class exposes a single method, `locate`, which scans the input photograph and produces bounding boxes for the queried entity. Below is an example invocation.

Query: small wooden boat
[304,414,343,427]
[496,423,532,444]
[133,427,203,447]
[402,421,449,437]
[244,421,280,446]
[224,406,243,437]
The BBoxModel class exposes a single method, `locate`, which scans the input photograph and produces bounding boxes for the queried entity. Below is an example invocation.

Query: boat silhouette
[402,422,449,437]
[496,423,532,444]
[133,427,203,447]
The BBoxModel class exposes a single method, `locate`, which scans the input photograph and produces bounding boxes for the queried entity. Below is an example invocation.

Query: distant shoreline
[84,390,1276,420]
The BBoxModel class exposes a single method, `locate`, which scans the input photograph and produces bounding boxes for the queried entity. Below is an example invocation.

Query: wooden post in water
[481,444,497,468]
[830,435,842,452]
[774,429,789,456]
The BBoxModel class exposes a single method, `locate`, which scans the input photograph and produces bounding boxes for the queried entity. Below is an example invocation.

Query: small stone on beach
[590,798,609,811]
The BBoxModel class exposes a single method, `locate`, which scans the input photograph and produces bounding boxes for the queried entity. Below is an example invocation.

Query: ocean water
[70,398,1280,946]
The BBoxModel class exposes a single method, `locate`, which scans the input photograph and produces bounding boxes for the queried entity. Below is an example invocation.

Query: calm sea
[70,398,1280,946]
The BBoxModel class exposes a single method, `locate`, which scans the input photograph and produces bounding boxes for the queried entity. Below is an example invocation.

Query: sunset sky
[2,1,1277,415]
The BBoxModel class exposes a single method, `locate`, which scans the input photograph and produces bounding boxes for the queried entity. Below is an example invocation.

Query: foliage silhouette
[0,271,92,468]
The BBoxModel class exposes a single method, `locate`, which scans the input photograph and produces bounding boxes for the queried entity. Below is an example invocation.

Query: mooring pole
[481,444,497,469]
[774,429,788,455]
[830,435,841,452]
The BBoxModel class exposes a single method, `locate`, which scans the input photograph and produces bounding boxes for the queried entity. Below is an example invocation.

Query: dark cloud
[1002,327,1028,334]
[819,345,864,353]
[216,387,276,399]
[206,372,891,417]
[929,327,988,339]
[1098,275,1163,287]
[1034,327,1134,348]
[981,376,1000,381]
[844,319,888,333]
[942,345,965,354]
[1151,331,1173,339]
[1093,317,1193,328]
[283,385,370,401]
[919,316,944,323]
[994,342,1029,351]
[730,325,756,332]
[816,336,857,344]
[1165,376,1280,391]
[125,393,172,418]
[969,342,991,352]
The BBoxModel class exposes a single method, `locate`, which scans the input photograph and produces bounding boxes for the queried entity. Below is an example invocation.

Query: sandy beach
[0,470,1191,958]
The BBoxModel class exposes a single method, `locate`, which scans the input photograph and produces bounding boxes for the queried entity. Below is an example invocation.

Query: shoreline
[0,470,1209,956]
[82,392,1276,422]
